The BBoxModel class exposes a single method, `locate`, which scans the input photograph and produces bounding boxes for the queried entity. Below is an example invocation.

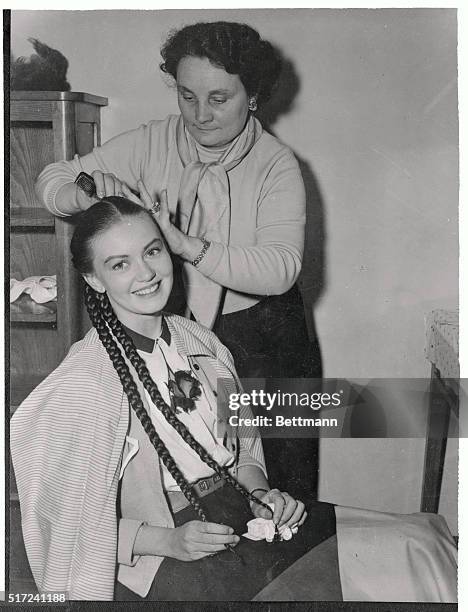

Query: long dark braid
[85,284,207,521]
[91,286,273,516]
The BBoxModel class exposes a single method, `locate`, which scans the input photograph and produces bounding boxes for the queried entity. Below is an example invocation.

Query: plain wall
[10,9,459,532]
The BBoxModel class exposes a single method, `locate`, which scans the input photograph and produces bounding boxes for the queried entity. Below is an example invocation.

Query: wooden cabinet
[9,91,108,594]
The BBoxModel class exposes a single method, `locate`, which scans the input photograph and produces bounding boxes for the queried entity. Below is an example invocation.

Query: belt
[167,474,225,513]
[192,473,224,498]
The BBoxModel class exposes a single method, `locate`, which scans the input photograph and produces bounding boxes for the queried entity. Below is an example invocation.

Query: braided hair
[71,196,272,521]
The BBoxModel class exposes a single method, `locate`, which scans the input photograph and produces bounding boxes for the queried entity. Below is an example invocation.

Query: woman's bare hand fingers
[196,533,240,547]
[121,183,141,205]
[276,493,298,526]
[91,171,105,198]
[194,522,238,545]
[115,179,125,196]
[285,499,306,528]
[91,170,124,198]
[172,521,240,560]
[258,489,307,530]
[297,509,308,526]
[156,189,171,227]
[271,490,287,525]
[103,173,118,196]
[159,189,169,214]
[137,179,155,210]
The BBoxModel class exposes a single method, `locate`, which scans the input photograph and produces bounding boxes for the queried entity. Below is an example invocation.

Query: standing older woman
[35,21,319,496]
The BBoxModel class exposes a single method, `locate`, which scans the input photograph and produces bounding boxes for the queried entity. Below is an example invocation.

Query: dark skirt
[214,285,322,501]
[214,285,322,379]
[115,484,338,601]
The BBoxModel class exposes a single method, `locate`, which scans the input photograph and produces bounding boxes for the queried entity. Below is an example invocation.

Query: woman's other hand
[136,181,205,262]
[169,520,239,561]
[92,170,131,199]
[251,488,307,529]
[74,170,138,211]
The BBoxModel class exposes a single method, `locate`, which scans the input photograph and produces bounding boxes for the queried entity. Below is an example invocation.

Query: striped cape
[10,314,266,600]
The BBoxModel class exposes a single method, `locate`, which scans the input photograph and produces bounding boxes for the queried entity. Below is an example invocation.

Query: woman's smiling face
[85,214,173,333]
[176,55,250,148]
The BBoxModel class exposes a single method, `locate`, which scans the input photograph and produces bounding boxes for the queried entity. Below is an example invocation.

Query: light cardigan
[35,114,306,316]
[10,314,266,600]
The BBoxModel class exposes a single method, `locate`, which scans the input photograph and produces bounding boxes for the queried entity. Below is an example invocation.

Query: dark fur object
[11,38,71,91]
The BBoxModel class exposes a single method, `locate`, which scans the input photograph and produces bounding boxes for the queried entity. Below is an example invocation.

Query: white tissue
[10,275,57,304]
[242,503,299,542]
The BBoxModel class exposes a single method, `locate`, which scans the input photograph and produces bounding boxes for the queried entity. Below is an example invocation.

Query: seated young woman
[10,197,457,602]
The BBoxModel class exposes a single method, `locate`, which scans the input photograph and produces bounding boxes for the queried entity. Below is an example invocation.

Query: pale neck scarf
[176,114,262,328]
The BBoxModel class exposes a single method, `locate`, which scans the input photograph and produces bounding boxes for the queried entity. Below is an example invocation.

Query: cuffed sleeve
[236,394,268,479]
[35,121,160,216]
[237,441,268,478]
[196,240,303,295]
[35,156,82,216]
[118,519,145,567]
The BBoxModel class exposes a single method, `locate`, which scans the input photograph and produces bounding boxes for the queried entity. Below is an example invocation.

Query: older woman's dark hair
[160,21,282,106]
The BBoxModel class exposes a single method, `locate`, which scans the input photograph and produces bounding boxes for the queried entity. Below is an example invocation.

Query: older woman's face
[176,56,250,148]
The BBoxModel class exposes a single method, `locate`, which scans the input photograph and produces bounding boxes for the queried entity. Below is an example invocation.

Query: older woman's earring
[248,98,258,112]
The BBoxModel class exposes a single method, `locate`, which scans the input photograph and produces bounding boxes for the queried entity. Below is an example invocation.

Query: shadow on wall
[256,50,327,502]
[257,50,327,339]
[341,378,437,439]
[341,383,388,438]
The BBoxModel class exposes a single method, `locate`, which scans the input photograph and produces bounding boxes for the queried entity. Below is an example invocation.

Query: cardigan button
[193,364,200,370]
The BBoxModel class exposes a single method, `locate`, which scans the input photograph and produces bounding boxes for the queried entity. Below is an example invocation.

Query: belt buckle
[199,478,210,493]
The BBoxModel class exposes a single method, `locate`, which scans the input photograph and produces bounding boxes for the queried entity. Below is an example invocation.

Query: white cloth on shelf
[10,275,57,304]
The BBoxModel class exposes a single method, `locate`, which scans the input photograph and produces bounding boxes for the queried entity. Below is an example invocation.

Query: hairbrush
[74,172,97,198]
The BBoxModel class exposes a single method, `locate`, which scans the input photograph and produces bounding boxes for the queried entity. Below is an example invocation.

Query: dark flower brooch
[167,370,202,414]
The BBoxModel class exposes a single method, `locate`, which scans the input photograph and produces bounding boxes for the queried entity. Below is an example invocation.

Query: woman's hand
[136,181,204,262]
[250,488,307,529]
[91,170,133,199]
[168,520,240,561]
[74,170,140,211]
